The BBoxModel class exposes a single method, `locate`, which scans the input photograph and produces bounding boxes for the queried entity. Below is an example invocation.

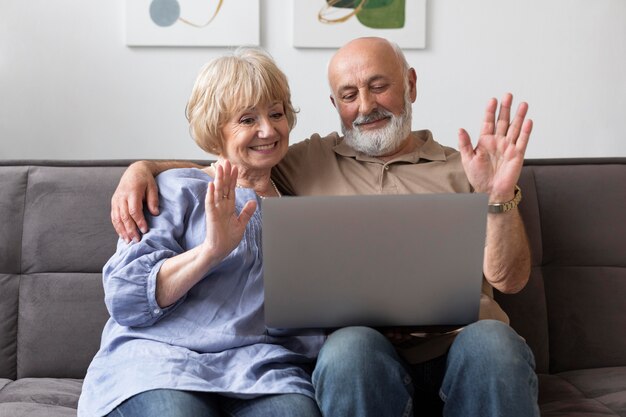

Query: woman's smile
[250,141,279,153]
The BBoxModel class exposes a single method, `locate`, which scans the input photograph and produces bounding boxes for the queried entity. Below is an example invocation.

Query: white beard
[341,96,413,157]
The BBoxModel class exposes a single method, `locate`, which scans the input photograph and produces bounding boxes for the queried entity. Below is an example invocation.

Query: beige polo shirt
[273,130,471,196]
[271,130,509,363]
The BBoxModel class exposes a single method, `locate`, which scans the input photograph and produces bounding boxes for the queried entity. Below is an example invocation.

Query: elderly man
[111,37,538,417]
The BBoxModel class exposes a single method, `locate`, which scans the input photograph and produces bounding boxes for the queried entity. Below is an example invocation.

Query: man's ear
[330,94,337,108]
[408,68,418,103]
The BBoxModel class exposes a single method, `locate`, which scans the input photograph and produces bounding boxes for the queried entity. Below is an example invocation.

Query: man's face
[328,39,416,156]
[342,88,412,157]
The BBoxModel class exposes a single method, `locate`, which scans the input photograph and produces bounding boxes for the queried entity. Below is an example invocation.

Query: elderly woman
[77,48,325,417]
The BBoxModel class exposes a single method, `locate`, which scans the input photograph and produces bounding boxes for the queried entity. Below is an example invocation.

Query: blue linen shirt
[78,168,326,417]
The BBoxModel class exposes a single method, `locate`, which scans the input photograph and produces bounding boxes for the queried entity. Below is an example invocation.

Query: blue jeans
[312,321,539,417]
[107,389,321,417]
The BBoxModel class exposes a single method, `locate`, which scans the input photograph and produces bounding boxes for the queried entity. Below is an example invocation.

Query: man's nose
[358,90,376,116]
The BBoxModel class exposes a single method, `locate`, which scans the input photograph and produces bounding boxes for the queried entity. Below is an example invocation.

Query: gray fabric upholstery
[17,273,108,379]
[495,159,626,416]
[538,367,626,416]
[0,162,122,415]
[0,378,82,410]
[21,166,123,274]
[0,159,624,416]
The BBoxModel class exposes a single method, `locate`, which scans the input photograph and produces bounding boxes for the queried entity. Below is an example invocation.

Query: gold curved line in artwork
[318,0,366,24]
[178,0,224,28]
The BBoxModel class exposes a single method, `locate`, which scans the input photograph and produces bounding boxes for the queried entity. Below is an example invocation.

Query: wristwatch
[488,185,522,214]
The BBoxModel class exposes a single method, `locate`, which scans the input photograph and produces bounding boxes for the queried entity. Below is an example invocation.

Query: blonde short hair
[186,47,297,155]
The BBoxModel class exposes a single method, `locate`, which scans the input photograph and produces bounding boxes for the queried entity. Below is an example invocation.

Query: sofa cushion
[21,166,121,274]
[535,164,625,267]
[0,403,76,417]
[544,267,626,373]
[0,377,82,417]
[17,273,108,379]
[539,367,626,416]
[497,161,626,375]
[534,163,626,372]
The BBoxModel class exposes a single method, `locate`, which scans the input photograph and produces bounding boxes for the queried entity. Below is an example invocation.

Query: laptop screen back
[262,193,488,329]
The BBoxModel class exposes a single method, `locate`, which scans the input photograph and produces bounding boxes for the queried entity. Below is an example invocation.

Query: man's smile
[355,116,391,130]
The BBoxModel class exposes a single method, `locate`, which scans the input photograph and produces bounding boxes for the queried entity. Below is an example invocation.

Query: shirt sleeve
[102,170,203,327]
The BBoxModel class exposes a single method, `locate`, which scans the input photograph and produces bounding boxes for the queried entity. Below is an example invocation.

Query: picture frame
[126,0,259,47]
[293,0,426,49]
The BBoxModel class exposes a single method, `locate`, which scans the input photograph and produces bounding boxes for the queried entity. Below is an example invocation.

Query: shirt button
[153,308,161,315]
[384,165,390,171]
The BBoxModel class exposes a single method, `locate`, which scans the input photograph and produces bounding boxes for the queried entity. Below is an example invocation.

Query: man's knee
[450,320,535,371]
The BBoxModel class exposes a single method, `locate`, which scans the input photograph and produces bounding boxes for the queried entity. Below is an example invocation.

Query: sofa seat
[0,378,82,417]
[539,367,626,416]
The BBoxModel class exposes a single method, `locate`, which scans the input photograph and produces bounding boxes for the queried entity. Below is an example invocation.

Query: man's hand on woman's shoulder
[111,160,203,243]
[111,161,160,243]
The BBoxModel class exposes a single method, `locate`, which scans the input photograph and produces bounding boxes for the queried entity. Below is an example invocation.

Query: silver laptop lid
[262,193,488,329]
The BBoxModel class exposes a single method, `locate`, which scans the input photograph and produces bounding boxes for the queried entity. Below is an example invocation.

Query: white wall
[2,0,625,160]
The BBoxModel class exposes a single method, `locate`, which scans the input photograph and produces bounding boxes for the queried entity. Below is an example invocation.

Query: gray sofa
[0,159,625,417]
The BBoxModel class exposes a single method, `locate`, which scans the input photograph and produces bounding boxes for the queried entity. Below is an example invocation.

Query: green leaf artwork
[321,0,405,29]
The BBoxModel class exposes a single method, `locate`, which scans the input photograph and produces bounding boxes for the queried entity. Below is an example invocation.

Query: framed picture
[126,0,259,47]
[293,0,426,49]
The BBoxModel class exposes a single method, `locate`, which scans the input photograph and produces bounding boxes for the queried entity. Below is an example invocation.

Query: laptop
[261,193,488,331]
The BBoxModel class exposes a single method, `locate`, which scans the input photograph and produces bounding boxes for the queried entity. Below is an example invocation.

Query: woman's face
[219,101,290,173]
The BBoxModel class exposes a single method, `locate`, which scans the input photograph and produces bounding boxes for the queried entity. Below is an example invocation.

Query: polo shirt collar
[333,130,447,164]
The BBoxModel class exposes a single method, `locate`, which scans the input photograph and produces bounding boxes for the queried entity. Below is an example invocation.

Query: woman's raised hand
[204,160,257,262]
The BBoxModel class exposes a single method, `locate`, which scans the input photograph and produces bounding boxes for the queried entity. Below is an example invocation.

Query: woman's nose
[257,117,276,138]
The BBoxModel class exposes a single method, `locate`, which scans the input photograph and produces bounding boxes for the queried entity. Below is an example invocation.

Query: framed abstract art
[293,0,426,49]
[126,0,259,47]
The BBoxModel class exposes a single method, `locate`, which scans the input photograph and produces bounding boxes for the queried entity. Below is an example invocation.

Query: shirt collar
[333,130,447,164]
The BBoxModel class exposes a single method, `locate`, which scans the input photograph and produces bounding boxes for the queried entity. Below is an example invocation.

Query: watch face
[488,186,521,213]
[488,204,505,214]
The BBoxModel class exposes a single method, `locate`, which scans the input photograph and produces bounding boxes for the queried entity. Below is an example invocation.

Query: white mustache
[353,109,393,127]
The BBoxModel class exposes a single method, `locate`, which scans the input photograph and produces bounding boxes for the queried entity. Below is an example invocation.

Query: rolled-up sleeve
[103,170,202,327]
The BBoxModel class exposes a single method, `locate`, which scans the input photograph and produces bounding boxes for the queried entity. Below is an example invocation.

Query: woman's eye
[240,117,255,125]
[271,112,284,119]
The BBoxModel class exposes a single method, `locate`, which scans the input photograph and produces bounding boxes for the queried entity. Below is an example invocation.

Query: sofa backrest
[0,162,127,379]
[1,159,625,380]
[496,158,626,374]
